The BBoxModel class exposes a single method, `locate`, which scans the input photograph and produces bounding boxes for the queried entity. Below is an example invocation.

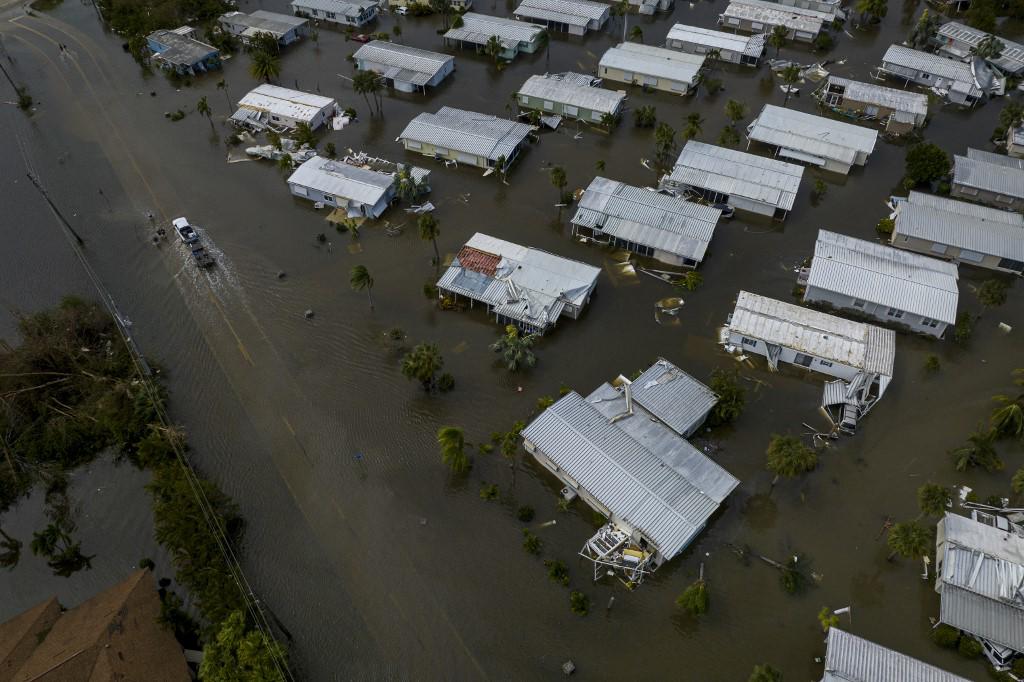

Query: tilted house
[353,41,455,93]
[935,511,1024,669]
[146,27,221,75]
[936,21,1024,76]
[746,104,878,175]
[436,233,599,334]
[442,13,545,60]
[664,24,766,66]
[660,140,804,220]
[218,10,309,46]
[397,106,534,171]
[800,229,959,338]
[522,358,738,585]
[889,191,1024,274]
[817,76,928,135]
[231,84,338,131]
[512,0,609,35]
[286,154,429,218]
[598,43,705,96]
[723,290,895,432]
[516,72,625,123]
[820,628,971,682]
[877,44,1000,106]
[571,176,722,268]
[951,148,1024,210]
[719,0,830,43]
[290,0,379,26]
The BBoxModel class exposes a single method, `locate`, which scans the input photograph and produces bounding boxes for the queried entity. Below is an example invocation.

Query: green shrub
[522,529,542,555]
[569,590,589,615]
[516,505,535,522]
[479,483,499,500]
[978,279,1009,307]
[437,373,455,392]
[954,312,974,346]
[876,217,895,236]
[931,624,960,648]
[544,559,570,586]
[958,635,983,658]
[924,355,940,372]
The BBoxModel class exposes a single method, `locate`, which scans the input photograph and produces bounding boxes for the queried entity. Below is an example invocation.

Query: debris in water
[304,309,314,319]
[277,271,287,279]
[999,322,1012,333]
[561,661,576,676]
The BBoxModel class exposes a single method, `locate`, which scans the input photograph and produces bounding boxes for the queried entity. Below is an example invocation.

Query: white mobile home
[353,41,455,93]
[817,76,928,135]
[936,21,1024,76]
[746,104,878,175]
[877,44,1000,106]
[218,10,309,46]
[289,0,378,27]
[821,629,971,682]
[665,24,766,66]
[286,154,430,218]
[516,72,625,122]
[442,13,545,60]
[512,0,609,35]
[951,148,1024,210]
[397,106,534,171]
[719,0,830,43]
[230,84,338,131]
[598,43,705,95]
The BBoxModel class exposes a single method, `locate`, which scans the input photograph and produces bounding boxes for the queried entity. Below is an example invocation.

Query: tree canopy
[401,343,444,391]
[199,610,287,681]
[904,142,950,188]
[765,435,817,479]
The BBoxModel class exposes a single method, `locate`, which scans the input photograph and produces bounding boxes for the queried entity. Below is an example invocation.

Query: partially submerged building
[442,13,545,60]
[745,104,878,175]
[397,106,535,171]
[664,24,766,66]
[935,510,1024,669]
[289,0,379,27]
[719,0,830,43]
[146,27,221,76]
[620,0,672,15]
[571,176,722,268]
[723,290,895,432]
[877,44,1000,106]
[436,233,599,333]
[800,229,959,338]
[820,628,971,682]
[816,75,928,135]
[286,154,429,218]
[512,0,609,35]
[521,358,738,584]
[231,84,338,131]
[1009,125,1024,158]
[218,10,309,46]
[516,72,626,123]
[951,147,1024,210]
[598,43,705,95]
[353,41,455,93]
[660,140,804,220]
[936,21,1024,76]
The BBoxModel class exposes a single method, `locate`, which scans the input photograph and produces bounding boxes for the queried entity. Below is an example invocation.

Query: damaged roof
[746,104,878,165]
[823,628,971,682]
[398,106,534,162]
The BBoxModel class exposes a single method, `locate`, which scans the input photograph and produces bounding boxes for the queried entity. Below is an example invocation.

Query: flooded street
[1,0,1022,677]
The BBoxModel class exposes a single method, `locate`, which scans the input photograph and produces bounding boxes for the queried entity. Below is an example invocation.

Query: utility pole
[25,173,86,245]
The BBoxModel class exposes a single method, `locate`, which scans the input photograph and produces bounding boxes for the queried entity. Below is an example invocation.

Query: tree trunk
[432,238,440,266]
[366,286,374,310]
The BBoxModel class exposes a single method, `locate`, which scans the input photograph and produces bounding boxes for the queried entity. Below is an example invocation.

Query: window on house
[921,317,940,328]
[794,353,814,367]
[406,140,422,150]
[751,21,763,29]
[997,257,1024,271]
[324,195,334,202]
[819,359,833,368]
[326,11,335,18]
[741,337,757,347]
[852,299,866,308]
[543,100,554,110]
[886,307,904,319]
[996,194,1014,203]
[591,110,602,121]
[519,95,529,104]
[920,72,930,79]
[930,243,948,255]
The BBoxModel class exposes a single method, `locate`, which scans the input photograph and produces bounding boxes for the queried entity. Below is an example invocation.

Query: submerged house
[217,10,309,46]
[522,358,738,584]
[397,106,535,171]
[512,0,609,35]
[664,24,766,66]
[598,43,705,95]
[935,510,1024,670]
[1009,125,1024,158]
[800,229,959,338]
[516,72,625,123]
[435,232,599,333]
[877,44,1000,106]
[289,0,379,27]
[231,84,338,131]
[718,0,830,43]
[820,628,971,682]
[936,21,1024,76]
[442,13,545,60]
[746,104,878,175]
[951,148,1024,210]
[286,154,429,218]
[660,140,804,220]
[353,41,455,93]
[723,290,895,432]
[571,176,722,268]
[816,75,928,135]
[146,27,221,76]
[619,0,672,15]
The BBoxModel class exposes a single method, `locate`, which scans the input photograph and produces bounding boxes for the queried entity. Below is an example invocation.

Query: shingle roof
[826,76,929,117]
[822,628,971,682]
[443,12,544,49]
[517,72,625,114]
[513,0,608,27]
[628,358,719,437]
[747,104,878,165]
[893,192,1024,261]
[353,41,453,86]
[666,23,767,57]
[599,42,705,86]
[398,106,533,162]
[954,148,1024,199]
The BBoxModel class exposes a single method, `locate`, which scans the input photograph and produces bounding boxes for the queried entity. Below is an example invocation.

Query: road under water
[0,0,1022,678]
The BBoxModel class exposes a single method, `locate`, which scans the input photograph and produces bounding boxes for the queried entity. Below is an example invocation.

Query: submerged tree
[401,343,444,391]
[629,24,643,43]
[196,95,214,132]
[718,125,741,148]
[248,50,280,83]
[781,64,800,107]
[887,521,932,561]
[725,98,747,125]
[634,104,657,128]
[0,527,21,570]
[418,213,441,265]
[485,35,502,63]
[855,0,888,23]
[768,24,788,57]
[293,121,317,148]
[818,606,839,632]
[707,368,745,427]
[199,610,287,682]
[951,428,1002,472]
[437,426,469,473]
[682,112,704,141]
[489,325,538,372]
[30,519,93,578]
[904,142,950,189]
[676,578,709,616]
[991,369,1024,440]
[907,10,940,50]
[549,165,568,204]
[349,264,374,309]
[654,122,677,169]
[766,435,817,483]
[749,664,783,682]
[353,70,383,116]
[917,482,951,517]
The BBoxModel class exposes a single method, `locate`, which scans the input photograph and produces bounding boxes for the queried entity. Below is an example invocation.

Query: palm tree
[675,578,709,616]
[30,522,92,577]
[431,0,452,29]
[396,166,420,203]
[249,50,281,82]
[887,521,932,561]
[634,104,657,128]
[614,0,630,41]
[196,95,214,132]
[781,64,800,107]
[765,434,817,485]
[600,112,617,128]
[392,24,402,43]
[438,426,470,473]
[596,159,606,172]
[277,153,293,174]
[350,264,374,309]
[917,482,951,517]
[401,343,444,390]
[485,35,503,63]
[682,112,703,140]
[724,98,747,124]
[991,369,1024,439]
[855,0,888,23]
[418,213,441,265]
[768,25,788,57]
[0,526,21,570]
[749,665,782,682]
[536,30,551,72]
[1013,468,1024,495]
[216,78,232,110]
[718,125,740,148]
[951,428,1002,472]
[629,25,643,43]
[490,325,538,372]
[653,122,676,169]
[353,70,382,116]
[549,165,567,203]
[499,420,525,485]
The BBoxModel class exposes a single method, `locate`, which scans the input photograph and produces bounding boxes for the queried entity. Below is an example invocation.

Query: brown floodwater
[0,0,1022,678]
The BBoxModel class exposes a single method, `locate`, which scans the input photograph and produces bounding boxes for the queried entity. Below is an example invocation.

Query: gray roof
[747,104,878,165]
[720,0,827,34]
[521,387,738,560]
[893,192,1024,261]
[729,290,896,376]
[954,148,1024,199]
[290,0,378,13]
[513,0,608,27]
[629,358,719,437]
[219,10,307,37]
[444,12,544,49]
[826,76,929,117]
[808,229,959,325]
[517,73,625,115]
[822,628,971,682]
[398,106,533,162]
[599,43,705,86]
[571,176,721,263]
[880,45,980,95]
[354,41,453,86]
[287,155,398,205]
[937,21,1024,74]
[235,84,337,123]
[147,29,219,65]
[666,23,766,57]
[668,140,804,212]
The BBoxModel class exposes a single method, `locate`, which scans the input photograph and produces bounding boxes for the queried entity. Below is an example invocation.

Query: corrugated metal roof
[444,12,544,48]
[629,358,718,437]
[666,23,767,57]
[599,43,704,85]
[571,176,721,262]
[807,229,959,325]
[728,290,896,376]
[937,21,1024,74]
[517,73,625,114]
[220,10,307,37]
[286,155,427,207]
[893,192,1024,261]
[353,41,453,85]
[954,150,1024,199]
[522,388,738,560]
[827,76,929,117]
[822,628,971,682]
[235,84,336,122]
[720,0,827,34]
[290,0,377,13]
[514,0,607,26]
[880,45,978,92]
[668,140,804,211]
[747,105,878,165]
[940,586,1024,653]
[148,29,219,64]
[398,106,533,162]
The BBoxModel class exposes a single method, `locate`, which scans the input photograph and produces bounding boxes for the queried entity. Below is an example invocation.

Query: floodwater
[0,0,1022,678]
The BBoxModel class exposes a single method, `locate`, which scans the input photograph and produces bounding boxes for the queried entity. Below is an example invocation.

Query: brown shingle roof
[0,598,61,682]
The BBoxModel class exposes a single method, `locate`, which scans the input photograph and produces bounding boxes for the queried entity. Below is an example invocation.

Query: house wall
[803,285,948,337]
[719,15,818,42]
[572,223,694,267]
[292,2,378,26]
[518,93,619,121]
[890,231,1024,274]
[726,329,862,381]
[355,57,453,91]
[288,181,391,217]
[598,65,693,94]
[820,156,853,174]
[881,62,978,105]
[401,139,489,168]
[259,103,332,130]
[665,39,761,65]
[950,182,1024,211]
